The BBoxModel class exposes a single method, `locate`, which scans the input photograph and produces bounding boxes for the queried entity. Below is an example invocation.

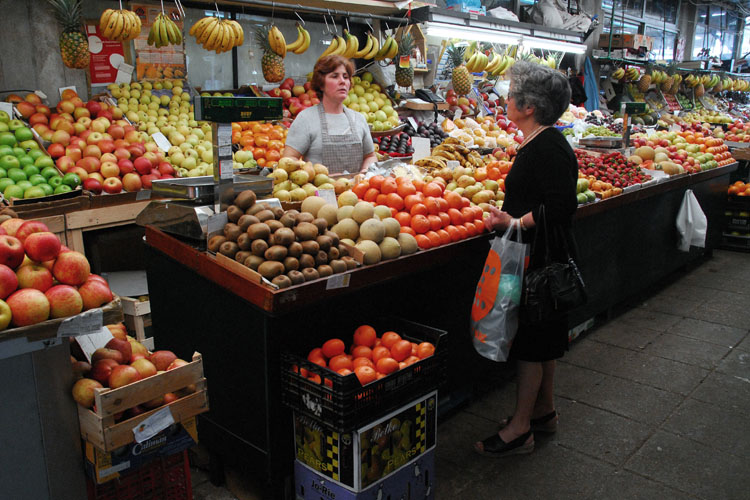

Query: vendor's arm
[360,152,376,173]
[282,145,303,161]
[283,111,312,161]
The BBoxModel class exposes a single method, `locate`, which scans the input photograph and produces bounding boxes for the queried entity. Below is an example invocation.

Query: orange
[416,342,435,359]
[435,198,450,213]
[386,193,405,211]
[465,222,478,237]
[254,134,269,148]
[437,229,451,245]
[353,182,370,199]
[404,355,420,366]
[381,177,398,194]
[369,175,385,190]
[424,197,440,215]
[404,194,422,212]
[268,139,284,151]
[351,345,372,359]
[376,357,399,375]
[473,220,485,234]
[427,215,442,231]
[411,214,430,234]
[354,366,377,385]
[353,325,377,347]
[438,212,451,228]
[426,231,441,247]
[423,182,443,197]
[252,147,266,159]
[308,347,324,361]
[415,234,431,249]
[471,206,484,220]
[364,188,380,202]
[352,357,375,370]
[328,354,353,372]
[231,122,242,133]
[475,167,487,181]
[256,158,267,167]
[372,345,391,362]
[448,208,464,226]
[266,149,280,162]
[397,182,416,198]
[239,135,254,148]
[411,342,418,356]
[337,368,353,376]
[413,179,425,192]
[376,194,389,206]
[400,226,416,236]
[394,211,412,227]
[410,203,428,217]
[446,225,461,242]
[381,331,402,348]
[460,207,475,223]
[390,339,412,362]
[322,338,346,359]
[308,373,322,384]
[444,191,463,209]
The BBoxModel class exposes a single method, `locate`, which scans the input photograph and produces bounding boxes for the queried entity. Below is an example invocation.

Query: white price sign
[57,308,104,338]
[151,132,171,152]
[133,406,175,443]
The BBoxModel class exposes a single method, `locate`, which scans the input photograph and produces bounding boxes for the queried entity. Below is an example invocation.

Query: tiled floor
[192,249,750,500]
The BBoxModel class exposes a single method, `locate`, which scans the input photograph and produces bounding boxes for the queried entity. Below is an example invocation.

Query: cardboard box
[84,417,198,484]
[598,34,654,51]
[294,448,435,500]
[293,391,437,492]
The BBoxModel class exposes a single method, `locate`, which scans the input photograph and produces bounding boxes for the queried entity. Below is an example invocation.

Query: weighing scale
[136,95,283,245]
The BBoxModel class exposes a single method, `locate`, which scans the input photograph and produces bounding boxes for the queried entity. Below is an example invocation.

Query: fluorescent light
[521,36,587,54]
[424,22,521,45]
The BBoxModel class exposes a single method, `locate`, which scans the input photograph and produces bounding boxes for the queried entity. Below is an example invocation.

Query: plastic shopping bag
[470,222,527,362]
[676,189,707,252]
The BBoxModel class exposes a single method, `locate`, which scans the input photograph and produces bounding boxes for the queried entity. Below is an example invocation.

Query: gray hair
[509,61,571,125]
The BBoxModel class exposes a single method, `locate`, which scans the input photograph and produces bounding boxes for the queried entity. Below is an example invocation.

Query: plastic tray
[280,317,447,432]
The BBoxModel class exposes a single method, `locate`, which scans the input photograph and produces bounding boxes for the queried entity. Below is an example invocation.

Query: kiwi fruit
[247,223,271,240]
[219,241,239,259]
[287,270,305,285]
[237,233,253,250]
[330,259,347,274]
[226,205,243,223]
[315,251,329,266]
[339,245,349,257]
[208,235,227,253]
[251,239,269,257]
[295,222,319,241]
[327,246,340,260]
[255,209,275,222]
[324,231,340,247]
[265,245,288,261]
[272,275,292,289]
[342,256,357,269]
[246,202,269,216]
[286,209,300,217]
[288,241,303,258]
[223,223,242,242]
[258,261,284,280]
[235,250,252,263]
[274,227,295,246]
[238,214,259,232]
[295,212,315,224]
[301,240,320,255]
[317,265,333,278]
[279,213,296,228]
[283,256,300,272]
[302,268,320,281]
[265,219,284,233]
[234,190,257,210]
[271,206,285,220]
[316,235,332,252]
[244,255,264,270]
[299,254,315,269]
[312,218,328,235]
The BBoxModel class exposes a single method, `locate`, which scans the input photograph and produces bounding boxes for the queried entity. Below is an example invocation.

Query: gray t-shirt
[285,106,374,170]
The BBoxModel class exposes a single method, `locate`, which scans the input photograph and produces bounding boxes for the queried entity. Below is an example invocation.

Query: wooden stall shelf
[63,200,151,254]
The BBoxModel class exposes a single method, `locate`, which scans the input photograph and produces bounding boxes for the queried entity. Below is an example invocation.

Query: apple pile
[343,73,401,132]
[444,89,478,117]
[267,77,319,123]
[70,322,193,416]
[629,130,735,173]
[723,121,750,143]
[0,218,114,331]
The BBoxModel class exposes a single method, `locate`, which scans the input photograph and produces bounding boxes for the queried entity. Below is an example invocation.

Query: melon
[351,201,375,224]
[331,218,359,240]
[301,196,327,217]
[359,219,385,243]
[397,233,418,255]
[381,218,401,238]
[653,152,669,163]
[628,155,643,165]
[355,240,382,265]
[634,146,655,161]
[379,237,401,260]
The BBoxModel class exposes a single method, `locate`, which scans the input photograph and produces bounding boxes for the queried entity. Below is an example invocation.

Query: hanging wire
[294,8,305,26]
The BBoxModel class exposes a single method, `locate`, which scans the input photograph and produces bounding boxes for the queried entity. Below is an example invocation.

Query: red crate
[86,451,192,500]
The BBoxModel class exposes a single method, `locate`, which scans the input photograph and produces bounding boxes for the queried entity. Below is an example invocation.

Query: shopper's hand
[484,205,512,232]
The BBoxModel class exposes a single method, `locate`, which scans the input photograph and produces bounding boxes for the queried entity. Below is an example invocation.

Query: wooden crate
[63,200,151,254]
[120,296,151,343]
[77,352,208,452]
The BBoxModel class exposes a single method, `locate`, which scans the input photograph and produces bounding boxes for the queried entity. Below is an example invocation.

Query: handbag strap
[531,205,576,264]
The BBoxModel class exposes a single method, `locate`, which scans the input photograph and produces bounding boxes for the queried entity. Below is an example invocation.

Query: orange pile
[351,175,486,249]
[297,325,435,386]
[232,121,288,169]
[728,180,750,196]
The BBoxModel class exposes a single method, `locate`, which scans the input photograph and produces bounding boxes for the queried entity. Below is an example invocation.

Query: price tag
[133,406,175,443]
[217,124,232,147]
[75,327,115,363]
[446,160,460,170]
[115,62,134,84]
[411,137,431,161]
[151,132,171,152]
[408,117,418,130]
[57,308,104,338]
[218,145,232,158]
[34,90,47,101]
[326,273,351,290]
[399,55,411,69]
[219,159,233,179]
[0,102,14,118]
[317,188,337,206]
[59,86,77,98]
[453,108,463,121]
[669,124,681,132]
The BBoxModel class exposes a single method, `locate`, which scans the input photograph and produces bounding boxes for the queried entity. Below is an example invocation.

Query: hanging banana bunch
[266,25,287,58]
[147,12,182,48]
[189,16,244,53]
[353,32,380,59]
[284,22,310,54]
[465,48,488,73]
[99,8,142,41]
[374,34,398,61]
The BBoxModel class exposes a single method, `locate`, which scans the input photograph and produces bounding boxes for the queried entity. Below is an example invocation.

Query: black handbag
[521,205,587,325]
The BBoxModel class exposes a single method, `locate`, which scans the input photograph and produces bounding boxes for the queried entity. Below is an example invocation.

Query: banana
[320,36,339,58]
[190,16,211,38]
[147,22,156,46]
[197,17,218,46]
[125,10,141,40]
[332,36,347,56]
[172,18,182,45]
[205,18,222,50]
[385,37,398,59]
[342,30,358,58]
[229,20,244,46]
[99,9,114,34]
[293,26,309,54]
[365,34,379,59]
[270,26,286,57]
[375,36,392,60]
[213,22,226,52]
[165,17,176,44]
[353,32,373,58]
[220,22,234,53]
[285,23,305,52]
[111,11,125,39]
[159,16,168,48]
[120,11,133,41]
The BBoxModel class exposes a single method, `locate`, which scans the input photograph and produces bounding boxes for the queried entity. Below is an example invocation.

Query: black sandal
[499,410,558,433]
[474,430,534,457]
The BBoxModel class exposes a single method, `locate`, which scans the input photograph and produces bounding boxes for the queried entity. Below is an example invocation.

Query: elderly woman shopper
[283,54,376,174]
[475,61,578,457]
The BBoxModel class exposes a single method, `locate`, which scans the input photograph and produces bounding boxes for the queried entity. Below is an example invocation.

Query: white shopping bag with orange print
[470,222,527,362]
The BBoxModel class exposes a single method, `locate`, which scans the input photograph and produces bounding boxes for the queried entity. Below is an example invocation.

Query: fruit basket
[86,450,192,500]
[280,317,446,432]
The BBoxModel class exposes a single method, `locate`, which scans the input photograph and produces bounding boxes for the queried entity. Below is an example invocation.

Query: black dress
[501,127,578,362]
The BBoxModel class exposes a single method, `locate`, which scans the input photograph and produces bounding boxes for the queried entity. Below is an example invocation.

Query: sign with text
[85,23,127,85]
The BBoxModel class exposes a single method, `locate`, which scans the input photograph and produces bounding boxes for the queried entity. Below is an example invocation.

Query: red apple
[71,378,103,408]
[114,147,131,161]
[52,250,90,286]
[79,278,113,310]
[102,177,123,194]
[105,337,132,363]
[303,82,312,91]
[65,146,82,162]
[29,113,48,127]
[292,85,305,97]
[0,264,18,299]
[149,350,177,371]
[73,107,90,120]
[83,178,103,194]
[131,358,157,378]
[36,104,51,117]
[98,139,115,154]
[0,219,24,236]
[167,359,189,370]
[69,166,89,181]
[57,99,75,114]
[45,284,83,318]
[108,124,125,139]
[83,144,101,158]
[56,155,74,172]
[0,235,24,269]
[108,364,141,389]
[129,339,149,359]
[86,100,102,116]
[90,358,120,384]
[6,288,50,326]
[280,89,292,99]
[16,101,36,119]
[124,130,140,144]
[16,264,53,292]
[133,157,151,175]
[267,87,282,97]
[280,77,295,90]
[23,232,61,262]
[15,221,50,243]
[99,161,119,178]
[122,172,142,192]
[157,162,175,176]
[140,174,157,189]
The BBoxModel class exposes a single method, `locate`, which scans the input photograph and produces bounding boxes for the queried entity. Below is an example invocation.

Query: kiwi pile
[208,190,357,289]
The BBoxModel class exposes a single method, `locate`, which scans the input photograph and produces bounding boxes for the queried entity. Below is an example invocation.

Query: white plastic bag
[676,189,707,252]
[470,223,527,362]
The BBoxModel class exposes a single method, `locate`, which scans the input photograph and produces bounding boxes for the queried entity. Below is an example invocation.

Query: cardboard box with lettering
[598,33,654,51]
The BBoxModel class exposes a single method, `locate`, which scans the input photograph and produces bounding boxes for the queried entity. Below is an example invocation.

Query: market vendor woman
[283,55,377,174]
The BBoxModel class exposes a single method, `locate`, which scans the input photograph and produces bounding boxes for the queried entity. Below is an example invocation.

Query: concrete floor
[191,249,750,500]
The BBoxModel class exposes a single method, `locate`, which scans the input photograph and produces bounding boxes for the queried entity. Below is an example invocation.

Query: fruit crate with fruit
[77,352,208,452]
[86,449,192,500]
[121,295,152,343]
[280,318,446,432]
[293,390,437,492]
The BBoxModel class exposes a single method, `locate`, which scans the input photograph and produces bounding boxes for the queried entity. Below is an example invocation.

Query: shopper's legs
[534,360,556,418]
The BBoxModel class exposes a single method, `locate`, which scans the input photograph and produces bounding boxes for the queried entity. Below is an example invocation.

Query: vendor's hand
[484,205,513,232]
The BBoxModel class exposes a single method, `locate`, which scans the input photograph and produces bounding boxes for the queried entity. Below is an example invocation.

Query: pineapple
[636,74,651,93]
[394,33,415,88]
[695,83,705,98]
[447,44,471,96]
[660,76,673,93]
[255,26,284,83]
[668,79,680,95]
[47,0,89,69]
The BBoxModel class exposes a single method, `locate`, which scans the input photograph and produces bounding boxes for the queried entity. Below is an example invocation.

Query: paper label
[453,108,463,121]
[219,159,233,179]
[34,90,47,100]
[408,117,418,130]
[326,273,351,290]
[0,102,13,118]
[133,406,175,443]
[218,145,232,158]
[411,137,431,162]
[59,86,77,98]
[669,124,681,132]
[399,55,411,69]
[151,132,171,152]
[317,188,337,206]
[76,327,115,363]
[57,308,104,338]
[446,160,460,170]
[217,124,232,147]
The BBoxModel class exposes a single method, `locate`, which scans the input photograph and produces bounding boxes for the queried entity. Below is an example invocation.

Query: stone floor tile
[434,456,473,499]
[690,371,750,414]
[667,317,747,347]
[642,332,732,369]
[657,281,716,302]
[686,301,750,329]
[580,375,683,426]
[586,320,662,351]
[590,469,702,500]
[636,295,704,318]
[616,307,683,332]
[735,332,750,352]
[715,348,750,378]
[562,338,633,376]
[546,400,652,466]
[625,430,750,500]
[462,381,518,422]
[662,398,750,459]
[615,351,709,396]
[554,361,608,401]
[436,410,496,467]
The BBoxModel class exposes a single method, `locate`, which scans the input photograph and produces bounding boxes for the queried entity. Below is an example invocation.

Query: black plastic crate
[721,232,750,252]
[280,317,447,432]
